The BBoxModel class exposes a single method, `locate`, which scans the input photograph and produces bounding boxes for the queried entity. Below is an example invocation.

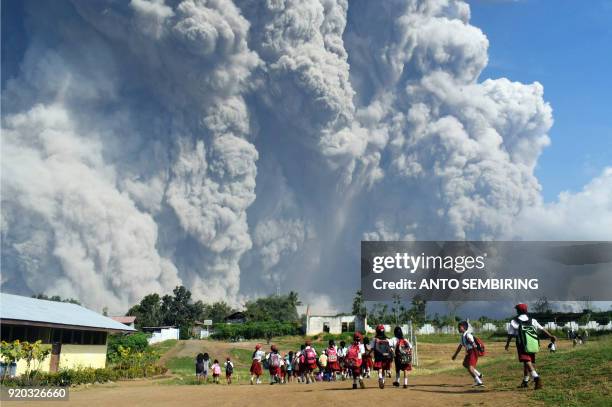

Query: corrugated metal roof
[0,293,136,332]
[110,316,136,324]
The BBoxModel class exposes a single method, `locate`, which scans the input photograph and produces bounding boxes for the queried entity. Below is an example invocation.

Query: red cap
[515,303,528,314]
[353,332,363,342]
[376,324,385,332]
[255,343,261,350]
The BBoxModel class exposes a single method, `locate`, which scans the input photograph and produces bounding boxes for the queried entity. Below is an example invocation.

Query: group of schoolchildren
[249,324,414,389]
[195,352,234,384]
[199,303,556,391]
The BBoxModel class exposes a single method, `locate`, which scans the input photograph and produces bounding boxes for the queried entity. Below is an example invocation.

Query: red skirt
[365,356,373,369]
[327,361,341,371]
[463,349,478,368]
[373,360,391,370]
[250,360,263,375]
[395,358,412,372]
[269,366,280,376]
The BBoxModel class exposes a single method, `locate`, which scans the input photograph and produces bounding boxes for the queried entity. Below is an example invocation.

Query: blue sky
[469,0,612,202]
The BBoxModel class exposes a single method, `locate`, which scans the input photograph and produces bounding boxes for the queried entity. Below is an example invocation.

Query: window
[1,325,11,341]
[62,329,73,344]
[83,331,92,345]
[323,322,330,333]
[26,326,40,342]
[341,322,348,333]
[11,326,25,341]
[348,322,355,332]
[93,331,107,345]
[52,328,62,343]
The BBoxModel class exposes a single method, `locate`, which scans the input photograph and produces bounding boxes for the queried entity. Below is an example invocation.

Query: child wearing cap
[250,343,265,385]
[505,303,556,389]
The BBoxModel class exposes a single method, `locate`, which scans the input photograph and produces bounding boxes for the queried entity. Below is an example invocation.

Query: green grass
[416,332,508,344]
[469,334,612,406]
[150,339,178,355]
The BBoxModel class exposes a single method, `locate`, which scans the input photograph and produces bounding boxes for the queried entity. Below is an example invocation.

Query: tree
[534,297,552,313]
[203,301,235,323]
[127,293,162,328]
[244,293,301,323]
[352,290,367,319]
[409,297,427,325]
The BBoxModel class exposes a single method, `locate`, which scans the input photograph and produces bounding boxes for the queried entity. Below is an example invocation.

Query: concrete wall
[306,315,364,335]
[148,328,179,344]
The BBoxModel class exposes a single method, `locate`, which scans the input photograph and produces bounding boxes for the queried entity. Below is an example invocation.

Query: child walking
[303,340,318,384]
[346,332,365,389]
[391,326,412,389]
[337,340,348,380]
[285,351,294,383]
[211,359,221,384]
[224,357,234,384]
[268,344,282,384]
[371,324,394,389]
[505,303,556,390]
[452,321,484,387]
[326,339,340,380]
[250,344,265,385]
[195,352,210,383]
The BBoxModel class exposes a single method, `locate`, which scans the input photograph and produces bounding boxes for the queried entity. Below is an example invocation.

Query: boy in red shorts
[452,321,484,387]
[505,303,556,390]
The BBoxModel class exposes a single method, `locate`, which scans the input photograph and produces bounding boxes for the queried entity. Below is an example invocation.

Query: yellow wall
[14,352,51,377]
[11,344,107,376]
[59,344,108,370]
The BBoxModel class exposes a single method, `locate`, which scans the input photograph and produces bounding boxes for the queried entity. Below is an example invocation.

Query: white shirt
[337,347,348,357]
[252,349,265,361]
[508,314,543,336]
[460,331,475,350]
[390,337,412,350]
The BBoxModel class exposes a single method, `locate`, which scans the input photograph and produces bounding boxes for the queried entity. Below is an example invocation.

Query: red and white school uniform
[390,337,412,372]
[304,346,318,371]
[326,346,341,371]
[250,349,265,376]
[370,337,392,370]
[460,331,478,368]
[508,314,543,363]
[268,352,281,376]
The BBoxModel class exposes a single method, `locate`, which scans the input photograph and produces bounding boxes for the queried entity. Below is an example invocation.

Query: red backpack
[270,353,281,368]
[327,347,338,362]
[305,348,316,364]
[474,337,486,356]
[345,344,362,367]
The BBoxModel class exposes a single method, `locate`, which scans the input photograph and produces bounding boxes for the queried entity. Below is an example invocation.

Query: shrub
[211,322,300,340]
[107,333,149,363]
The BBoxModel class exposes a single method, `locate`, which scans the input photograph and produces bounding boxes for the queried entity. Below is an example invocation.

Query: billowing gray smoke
[2,0,610,313]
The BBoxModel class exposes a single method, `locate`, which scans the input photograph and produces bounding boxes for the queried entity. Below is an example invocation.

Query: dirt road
[8,373,533,407]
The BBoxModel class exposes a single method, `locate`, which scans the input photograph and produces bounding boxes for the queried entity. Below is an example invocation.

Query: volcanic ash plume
[3,0,607,312]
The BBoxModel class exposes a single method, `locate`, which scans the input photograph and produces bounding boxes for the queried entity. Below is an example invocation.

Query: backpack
[327,347,338,362]
[374,338,393,361]
[262,355,270,369]
[226,362,233,375]
[345,344,362,368]
[396,339,412,366]
[270,353,281,368]
[473,336,486,356]
[305,348,317,364]
[516,317,540,353]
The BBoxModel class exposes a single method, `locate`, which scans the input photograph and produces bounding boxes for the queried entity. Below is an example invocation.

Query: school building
[0,293,135,376]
